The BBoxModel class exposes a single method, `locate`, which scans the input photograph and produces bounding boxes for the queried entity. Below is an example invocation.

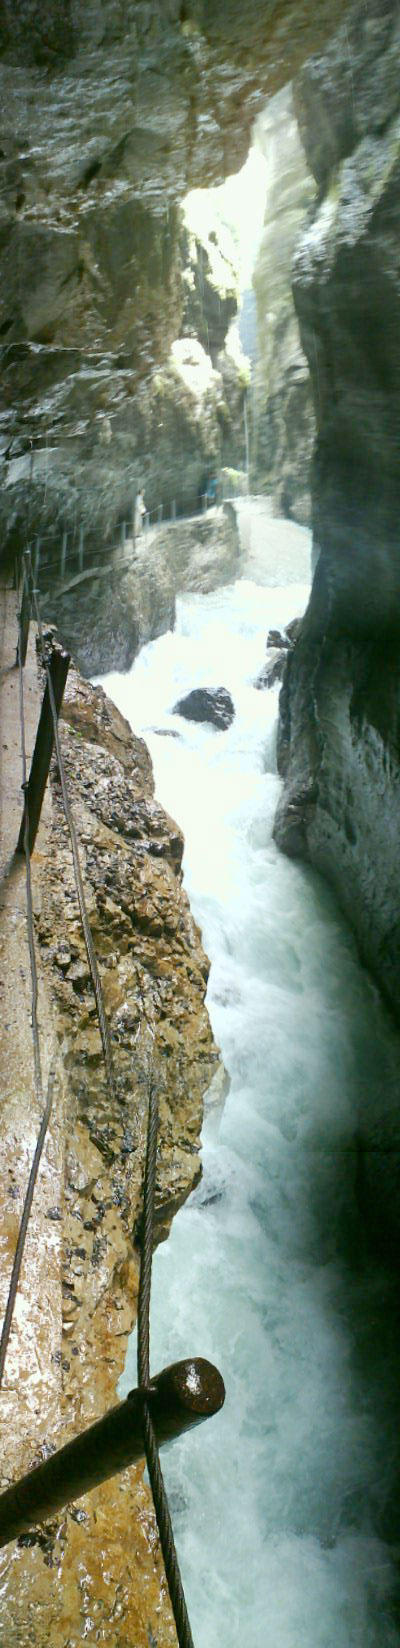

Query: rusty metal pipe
[0,1358,225,1548]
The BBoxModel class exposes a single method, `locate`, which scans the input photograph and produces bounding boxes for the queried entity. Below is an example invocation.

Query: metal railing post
[17,562,31,668]
[17,645,70,856]
[33,538,41,582]
[0,1358,224,1549]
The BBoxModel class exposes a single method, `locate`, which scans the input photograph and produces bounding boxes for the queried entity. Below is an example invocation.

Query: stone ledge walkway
[0,572,62,1485]
[233,496,312,585]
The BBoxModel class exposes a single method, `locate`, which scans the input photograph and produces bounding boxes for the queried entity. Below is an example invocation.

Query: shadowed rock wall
[0,3,365,1640]
[0,658,219,1647]
[275,0,400,1024]
[252,86,316,524]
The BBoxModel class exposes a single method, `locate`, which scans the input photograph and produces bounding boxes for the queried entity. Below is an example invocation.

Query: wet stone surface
[0,657,218,1647]
[173,686,235,730]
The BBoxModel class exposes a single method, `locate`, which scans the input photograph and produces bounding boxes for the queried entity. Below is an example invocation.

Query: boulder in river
[256,616,303,688]
[266,627,290,650]
[255,650,288,690]
[172,687,235,730]
[284,616,302,645]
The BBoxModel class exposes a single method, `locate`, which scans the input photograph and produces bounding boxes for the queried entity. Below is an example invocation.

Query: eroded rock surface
[173,686,235,729]
[255,619,302,689]
[275,0,400,1023]
[252,85,316,524]
[0,0,351,563]
[255,650,287,689]
[38,504,240,675]
[0,653,219,1646]
[293,0,400,619]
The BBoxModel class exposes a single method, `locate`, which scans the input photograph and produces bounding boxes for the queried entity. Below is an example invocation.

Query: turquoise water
[99,573,400,1647]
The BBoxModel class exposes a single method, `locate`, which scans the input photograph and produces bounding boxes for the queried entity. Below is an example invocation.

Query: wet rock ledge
[273,0,400,1029]
[39,505,240,677]
[0,656,219,1647]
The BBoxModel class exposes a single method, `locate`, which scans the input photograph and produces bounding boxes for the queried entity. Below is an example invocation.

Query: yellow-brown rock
[0,630,219,1647]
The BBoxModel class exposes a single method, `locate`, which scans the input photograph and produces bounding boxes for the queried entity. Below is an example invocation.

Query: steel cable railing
[27,556,116,1100]
[0,563,215,1647]
[137,1074,195,1648]
[22,494,215,592]
[0,610,56,1390]
[27,557,198,1640]
[0,553,116,1383]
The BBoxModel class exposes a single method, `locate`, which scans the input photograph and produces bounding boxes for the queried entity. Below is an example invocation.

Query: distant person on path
[135,486,146,537]
[200,473,218,511]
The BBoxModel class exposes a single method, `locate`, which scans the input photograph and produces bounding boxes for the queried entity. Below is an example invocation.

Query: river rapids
[99,529,400,1648]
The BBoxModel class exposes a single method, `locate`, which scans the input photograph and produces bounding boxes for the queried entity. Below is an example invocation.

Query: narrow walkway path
[234,496,312,584]
[0,576,62,1485]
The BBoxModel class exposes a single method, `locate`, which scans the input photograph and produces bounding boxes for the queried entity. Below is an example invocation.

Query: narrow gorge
[1,2,400,1646]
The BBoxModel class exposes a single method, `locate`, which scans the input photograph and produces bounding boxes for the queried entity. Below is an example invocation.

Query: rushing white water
[98,564,400,1647]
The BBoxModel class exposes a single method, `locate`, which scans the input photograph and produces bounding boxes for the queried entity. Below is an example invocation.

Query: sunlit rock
[252,85,316,523]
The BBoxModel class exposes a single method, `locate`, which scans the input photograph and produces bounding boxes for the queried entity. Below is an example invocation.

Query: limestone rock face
[181,214,238,364]
[178,202,249,477]
[0,0,352,562]
[293,0,400,622]
[252,85,316,524]
[128,202,248,504]
[37,504,240,675]
[138,333,240,516]
[275,0,400,1023]
[0,210,245,591]
[0,657,219,1646]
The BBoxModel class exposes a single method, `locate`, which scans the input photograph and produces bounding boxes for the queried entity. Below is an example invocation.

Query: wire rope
[0,616,56,1388]
[5,568,197,1648]
[137,1077,195,1648]
[28,561,116,1101]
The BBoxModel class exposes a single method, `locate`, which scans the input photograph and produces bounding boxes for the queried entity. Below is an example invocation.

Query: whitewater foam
[98,572,400,1647]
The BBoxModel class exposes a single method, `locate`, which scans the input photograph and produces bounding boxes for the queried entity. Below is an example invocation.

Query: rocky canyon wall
[0,649,219,1647]
[38,505,241,676]
[0,4,365,1642]
[0,0,352,569]
[275,0,400,1028]
[252,86,316,524]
